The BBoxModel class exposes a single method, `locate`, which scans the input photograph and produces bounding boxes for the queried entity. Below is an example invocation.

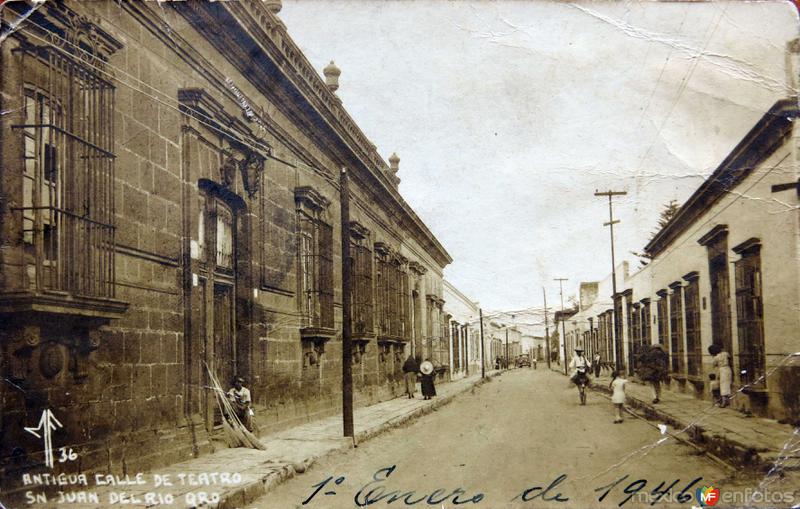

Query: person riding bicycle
[568,347,592,385]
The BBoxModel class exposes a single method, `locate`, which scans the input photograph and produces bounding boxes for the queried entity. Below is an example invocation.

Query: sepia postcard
[1,0,799,508]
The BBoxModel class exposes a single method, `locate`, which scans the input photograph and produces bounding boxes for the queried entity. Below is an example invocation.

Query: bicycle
[574,367,589,405]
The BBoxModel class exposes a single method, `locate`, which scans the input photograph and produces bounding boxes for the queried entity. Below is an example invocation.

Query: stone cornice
[682,271,700,282]
[732,237,761,256]
[295,186,331,212]
[18,1,124,60]
[177,88,271,156]
[349,221,370,240]
[408,261,427,276]
[426,294,445,307]
[697,224,729,247]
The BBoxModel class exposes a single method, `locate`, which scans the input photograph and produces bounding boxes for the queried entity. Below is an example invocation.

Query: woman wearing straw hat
[420,359,437,400]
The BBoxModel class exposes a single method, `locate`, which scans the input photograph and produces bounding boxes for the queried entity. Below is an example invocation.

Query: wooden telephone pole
[479,308,486,379]
[554,278,568,375]
[595,189,627,371]
[543,287,550,370]
[340,169,354,438]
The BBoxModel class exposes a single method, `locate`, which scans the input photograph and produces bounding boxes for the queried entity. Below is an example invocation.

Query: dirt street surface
[249,370,793,509]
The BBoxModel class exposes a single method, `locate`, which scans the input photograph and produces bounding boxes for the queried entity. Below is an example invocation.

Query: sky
[280,0,798,314]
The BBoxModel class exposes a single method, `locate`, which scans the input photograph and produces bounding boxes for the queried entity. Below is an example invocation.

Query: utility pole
[479,308,486,379]
[554,278,568,375]
[463,325,469,377]
[505,327,509,370]
[543,287,550,370]
[340,169,354,438]
[595,189,627,371]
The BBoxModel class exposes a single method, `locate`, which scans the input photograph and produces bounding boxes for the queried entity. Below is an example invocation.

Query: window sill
[300,326,337,343]
[669,373,687,381]
[0,290,129,321]
[377,335,407,344]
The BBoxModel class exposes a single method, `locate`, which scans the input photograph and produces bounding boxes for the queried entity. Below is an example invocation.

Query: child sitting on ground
[609,370,627,424]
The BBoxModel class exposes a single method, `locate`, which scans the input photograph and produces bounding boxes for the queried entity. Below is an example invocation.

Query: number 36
[58,447,77,462]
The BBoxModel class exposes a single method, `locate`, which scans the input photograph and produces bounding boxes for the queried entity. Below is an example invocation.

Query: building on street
[562,53,800,419]
[0,0,452,485]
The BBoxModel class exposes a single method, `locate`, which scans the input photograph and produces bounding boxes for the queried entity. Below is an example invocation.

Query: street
[250,369,762,509]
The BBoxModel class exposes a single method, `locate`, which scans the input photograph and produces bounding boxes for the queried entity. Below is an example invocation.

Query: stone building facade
[0,0,450,488]
[563,97,800,420]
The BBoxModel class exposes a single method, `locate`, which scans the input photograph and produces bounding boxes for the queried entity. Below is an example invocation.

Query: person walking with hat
[420,359,436,400]
[637,343,668,404]
[402,354,420,399]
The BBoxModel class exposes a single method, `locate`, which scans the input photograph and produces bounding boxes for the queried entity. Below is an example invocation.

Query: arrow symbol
[24,410,63,468]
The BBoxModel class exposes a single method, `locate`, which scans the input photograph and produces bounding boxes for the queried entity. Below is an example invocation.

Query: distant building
[521,333,545,361]
[443,280,482,378]
[554,307,579,365]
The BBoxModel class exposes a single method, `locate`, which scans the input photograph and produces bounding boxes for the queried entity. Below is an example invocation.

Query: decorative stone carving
[86,329,102,352]
[240,150,265,198]
[44,3,123,61]
[39,343,65,379]
[220,152,238,188]
[374,242,391,258]
[264,0,282,15]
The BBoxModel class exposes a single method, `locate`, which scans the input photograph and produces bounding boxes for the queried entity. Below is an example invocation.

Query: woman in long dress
[420,360,436,400]
[708,344,733,407]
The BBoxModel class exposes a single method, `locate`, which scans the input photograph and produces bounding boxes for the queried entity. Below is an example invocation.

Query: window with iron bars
[640,300,651,351]
[684,278,702,376]
[297,211,333,329]
[657,295,669,367]
[13,44,116,299]
[669,287,685,373]
[735,244,765,387]
[374,252,408,339]
[349,239,374,337]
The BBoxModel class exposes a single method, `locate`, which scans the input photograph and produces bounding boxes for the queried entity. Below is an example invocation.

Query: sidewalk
[553,366,799,474]
[19,371,499,509]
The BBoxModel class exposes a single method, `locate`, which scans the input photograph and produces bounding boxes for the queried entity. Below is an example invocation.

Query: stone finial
[388,152,400,174]
[264,0,282,15]
[387,153,401,187]
[323,61,341,93]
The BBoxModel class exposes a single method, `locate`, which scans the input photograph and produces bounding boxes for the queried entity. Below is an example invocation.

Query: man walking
[593,353,602,378]
[638,344,668,404]
[402,354,420,399]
